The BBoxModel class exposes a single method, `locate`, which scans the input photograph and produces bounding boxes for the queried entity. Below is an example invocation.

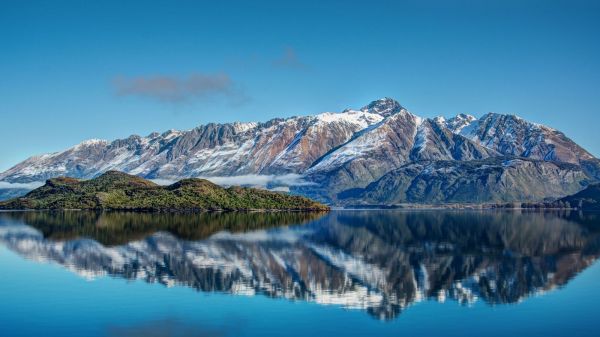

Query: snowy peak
[459,112,594,164]
[313,109,383,127]
[307,110,422,175]
[309,111,491,172]
[232,122,259,134]
[75,139,110,147]
[445,113,476,133]
[360,98,405,117]
[432,114,476,134]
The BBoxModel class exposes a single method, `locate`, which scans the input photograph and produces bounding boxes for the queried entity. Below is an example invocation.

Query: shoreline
[338,204,589,211]
[0,208,330,213]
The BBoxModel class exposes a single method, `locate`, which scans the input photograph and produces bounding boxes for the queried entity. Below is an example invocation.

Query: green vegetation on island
[0,171,329,212]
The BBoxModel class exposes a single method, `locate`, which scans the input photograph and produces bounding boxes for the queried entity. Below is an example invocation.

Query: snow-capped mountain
[458,113,596,164]
[302,113,498,198]
[1,98,598,204]
[0,102,386,183]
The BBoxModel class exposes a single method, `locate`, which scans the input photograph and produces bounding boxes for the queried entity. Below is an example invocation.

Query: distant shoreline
[340,203,590,211]
[0,208,328,213]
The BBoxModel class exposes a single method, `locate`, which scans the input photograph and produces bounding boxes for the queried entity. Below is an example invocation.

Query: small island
[0,171,329,212]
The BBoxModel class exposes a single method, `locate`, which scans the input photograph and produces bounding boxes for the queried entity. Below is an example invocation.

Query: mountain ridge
[1,98,598,204]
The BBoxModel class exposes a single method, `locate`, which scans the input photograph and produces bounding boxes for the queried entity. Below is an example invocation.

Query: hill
[0,171,329,212]
[556,183,600,210]
[334,158,590,205]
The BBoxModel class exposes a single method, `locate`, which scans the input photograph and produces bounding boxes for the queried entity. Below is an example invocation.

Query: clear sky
[1,0,599,172]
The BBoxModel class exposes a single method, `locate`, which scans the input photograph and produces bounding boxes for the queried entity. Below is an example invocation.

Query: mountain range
[1,98,598,205]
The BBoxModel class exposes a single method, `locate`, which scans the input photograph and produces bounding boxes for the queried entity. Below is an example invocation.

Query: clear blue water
[1,210,599,337]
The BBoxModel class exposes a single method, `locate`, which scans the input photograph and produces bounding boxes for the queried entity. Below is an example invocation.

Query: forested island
[0,171,329,212]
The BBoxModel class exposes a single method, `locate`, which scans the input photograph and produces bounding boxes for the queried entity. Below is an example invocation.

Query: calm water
[1,210,600,336]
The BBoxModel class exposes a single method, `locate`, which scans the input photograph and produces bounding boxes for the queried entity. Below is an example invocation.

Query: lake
[1,210,599,337]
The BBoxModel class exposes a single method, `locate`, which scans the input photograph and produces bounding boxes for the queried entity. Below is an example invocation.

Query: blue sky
[1,0,599,171]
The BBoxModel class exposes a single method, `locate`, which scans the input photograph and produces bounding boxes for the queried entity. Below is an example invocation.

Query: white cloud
[113,72,249,105]
[273,47,308,69]
[0,181,44,190]
[269,186,290,192]
[0,175,312,192]
[201,174,314,187]
[151,174,315,189]
[149,179,178,186]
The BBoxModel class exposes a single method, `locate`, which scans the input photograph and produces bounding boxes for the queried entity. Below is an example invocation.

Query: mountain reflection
[1,210,599,320]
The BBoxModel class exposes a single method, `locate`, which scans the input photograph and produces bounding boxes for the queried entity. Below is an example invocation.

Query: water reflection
[1,210,599,320]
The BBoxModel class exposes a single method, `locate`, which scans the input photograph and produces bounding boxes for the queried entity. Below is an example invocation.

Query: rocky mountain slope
[0,106,385,183]
[337,158,590,205]
[1,98,598,204]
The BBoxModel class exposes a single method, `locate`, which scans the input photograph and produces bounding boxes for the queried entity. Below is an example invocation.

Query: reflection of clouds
[107,318,235,337]
[0,224,41,236]
[209,227,312,243]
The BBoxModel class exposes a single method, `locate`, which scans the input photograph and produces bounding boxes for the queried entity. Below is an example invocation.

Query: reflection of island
[1,210,599,320]
[3,211,325,245]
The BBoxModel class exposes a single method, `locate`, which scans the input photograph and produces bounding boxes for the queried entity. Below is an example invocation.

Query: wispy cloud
[149,178,179,186]
[0,181,44,190]
[151,174,315,190]
[201,174,315,188]
[272,47,307,69]
[113,72,248,104]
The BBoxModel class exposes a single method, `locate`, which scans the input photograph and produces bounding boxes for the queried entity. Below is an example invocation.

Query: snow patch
[413,121,429,154]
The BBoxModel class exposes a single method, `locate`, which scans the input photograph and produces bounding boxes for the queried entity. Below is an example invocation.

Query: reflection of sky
[1,244,599,337]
